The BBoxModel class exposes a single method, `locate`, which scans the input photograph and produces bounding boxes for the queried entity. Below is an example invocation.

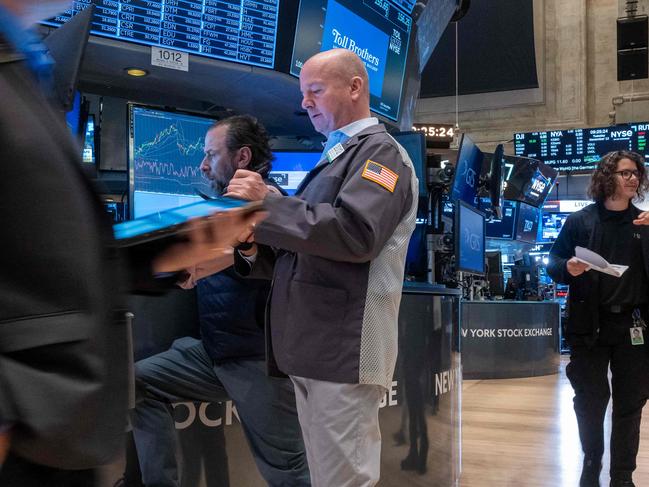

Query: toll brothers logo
[331,28,380,73]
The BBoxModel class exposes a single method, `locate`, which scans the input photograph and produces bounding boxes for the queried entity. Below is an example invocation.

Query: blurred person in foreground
[548,150,649,487]
[131,115,309,487]
[0,1,263,485]
[226,48,418,486]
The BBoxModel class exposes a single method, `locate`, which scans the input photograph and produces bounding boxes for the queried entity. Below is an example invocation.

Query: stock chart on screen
[129,105,213,218]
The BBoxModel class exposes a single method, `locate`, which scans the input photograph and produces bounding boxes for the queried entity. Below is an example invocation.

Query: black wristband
[235,241,254,251]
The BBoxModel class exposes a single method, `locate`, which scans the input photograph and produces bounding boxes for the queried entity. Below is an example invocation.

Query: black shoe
[610,480,635,487]
[580,456,602,487]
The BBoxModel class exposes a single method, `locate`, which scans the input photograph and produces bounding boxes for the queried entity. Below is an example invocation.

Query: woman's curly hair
[587,150,649,202]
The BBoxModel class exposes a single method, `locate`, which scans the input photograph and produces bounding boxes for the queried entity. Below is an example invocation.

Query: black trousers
[0,453,95,486]
[566,314,649,480]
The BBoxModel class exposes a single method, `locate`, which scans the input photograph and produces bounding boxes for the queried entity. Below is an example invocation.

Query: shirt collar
[335,117,379,139]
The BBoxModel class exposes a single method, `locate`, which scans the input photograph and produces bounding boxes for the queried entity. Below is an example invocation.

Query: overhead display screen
[290,0,412,121]
[450,133,483,207]
[514,122,649,172]
[45,0,280,69]
[503,155,557,208]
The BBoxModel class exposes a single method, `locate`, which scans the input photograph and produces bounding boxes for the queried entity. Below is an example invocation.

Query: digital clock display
[412,123,455,140]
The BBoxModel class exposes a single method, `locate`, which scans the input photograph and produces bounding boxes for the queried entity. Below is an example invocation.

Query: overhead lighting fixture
[125,67,148,77]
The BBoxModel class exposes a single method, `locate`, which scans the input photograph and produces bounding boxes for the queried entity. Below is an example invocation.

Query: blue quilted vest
[197,267,268,363]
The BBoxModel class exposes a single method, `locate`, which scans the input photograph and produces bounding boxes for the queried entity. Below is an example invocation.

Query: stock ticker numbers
[514,123,649,172]
[130,107,212,196]
[45,0,280,69]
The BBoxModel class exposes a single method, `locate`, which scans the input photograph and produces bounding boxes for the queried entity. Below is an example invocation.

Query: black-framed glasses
[614,169,641,180]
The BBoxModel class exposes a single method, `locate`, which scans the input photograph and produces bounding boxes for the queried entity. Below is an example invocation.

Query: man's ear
[350,76,364,101]
[237,146,253,169]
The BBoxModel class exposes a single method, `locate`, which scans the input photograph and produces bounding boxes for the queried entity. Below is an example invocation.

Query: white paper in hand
[574,246,629,277]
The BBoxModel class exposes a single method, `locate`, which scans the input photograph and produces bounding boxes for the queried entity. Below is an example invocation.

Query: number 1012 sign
[151,48,189,72]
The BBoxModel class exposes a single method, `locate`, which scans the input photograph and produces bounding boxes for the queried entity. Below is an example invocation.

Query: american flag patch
[361,160,399,192]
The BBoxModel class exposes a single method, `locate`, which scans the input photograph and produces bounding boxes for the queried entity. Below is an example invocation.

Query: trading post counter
[461,300,561,380]
[123,285,463,487]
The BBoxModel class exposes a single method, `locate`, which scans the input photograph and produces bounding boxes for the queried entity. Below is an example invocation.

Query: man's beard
[211,178,228,195]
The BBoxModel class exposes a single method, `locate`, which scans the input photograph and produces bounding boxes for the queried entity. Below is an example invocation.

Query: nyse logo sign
[172,400,239,429]
[389,29,401,55]
[435,367,461,397]
[172,383,400,429]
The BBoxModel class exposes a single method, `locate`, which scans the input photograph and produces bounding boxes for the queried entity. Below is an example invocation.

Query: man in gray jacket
[227,48,418,487]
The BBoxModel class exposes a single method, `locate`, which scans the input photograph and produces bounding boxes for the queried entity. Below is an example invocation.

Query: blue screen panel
[269,151,321,195]
[451,134,483,207]
[82,116,96,164]
[538,212,569,243]
[44,1,280,69]
[65,91,82,137]
[129,105,214,219]
[291,0,412,121]
[455,200,485,275]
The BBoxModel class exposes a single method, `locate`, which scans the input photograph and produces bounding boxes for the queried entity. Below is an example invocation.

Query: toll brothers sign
[462,327,554,338]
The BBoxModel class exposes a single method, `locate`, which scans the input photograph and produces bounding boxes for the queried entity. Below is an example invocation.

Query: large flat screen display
[45,1,280,69]
[129,105,213,219]
[514,122,649,172]
[450,133,483,207]
[455,199,485,275]
[269,151,321,195]
[290,0,412,121]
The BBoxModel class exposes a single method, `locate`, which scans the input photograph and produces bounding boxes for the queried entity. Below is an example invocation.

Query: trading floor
[460,358,649,487]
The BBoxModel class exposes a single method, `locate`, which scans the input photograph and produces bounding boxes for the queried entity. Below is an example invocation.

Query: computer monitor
[82,115,96,165]
[503,155,557,207]
[515,202,541,244]
[393,131,427,196]
[538,212,569,243]
[455,199,485,275]
[450,133,484,207]
[268,151,322,195]
[404,219,427,281]
[485,250,503,275]
[483,198,517,240]
[480,144,505,218]
[128,104,214,219]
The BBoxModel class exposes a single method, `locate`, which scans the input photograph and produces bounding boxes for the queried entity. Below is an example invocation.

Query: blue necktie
[319,130,349,164]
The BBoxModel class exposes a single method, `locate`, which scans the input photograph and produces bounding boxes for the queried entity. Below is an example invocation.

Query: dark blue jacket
[197,266,268,363]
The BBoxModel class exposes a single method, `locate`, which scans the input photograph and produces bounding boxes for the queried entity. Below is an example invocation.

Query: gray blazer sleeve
[254,141,413,263]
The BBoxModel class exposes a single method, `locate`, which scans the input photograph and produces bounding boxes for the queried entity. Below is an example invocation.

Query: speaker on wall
[617,16,648,50]
[618,48,648,81]
[617,15,648,81]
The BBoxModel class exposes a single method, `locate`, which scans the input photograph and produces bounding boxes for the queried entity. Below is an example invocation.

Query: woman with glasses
[548,150,649,487]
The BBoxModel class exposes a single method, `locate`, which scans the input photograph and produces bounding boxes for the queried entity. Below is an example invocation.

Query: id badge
[630,326,645,345]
